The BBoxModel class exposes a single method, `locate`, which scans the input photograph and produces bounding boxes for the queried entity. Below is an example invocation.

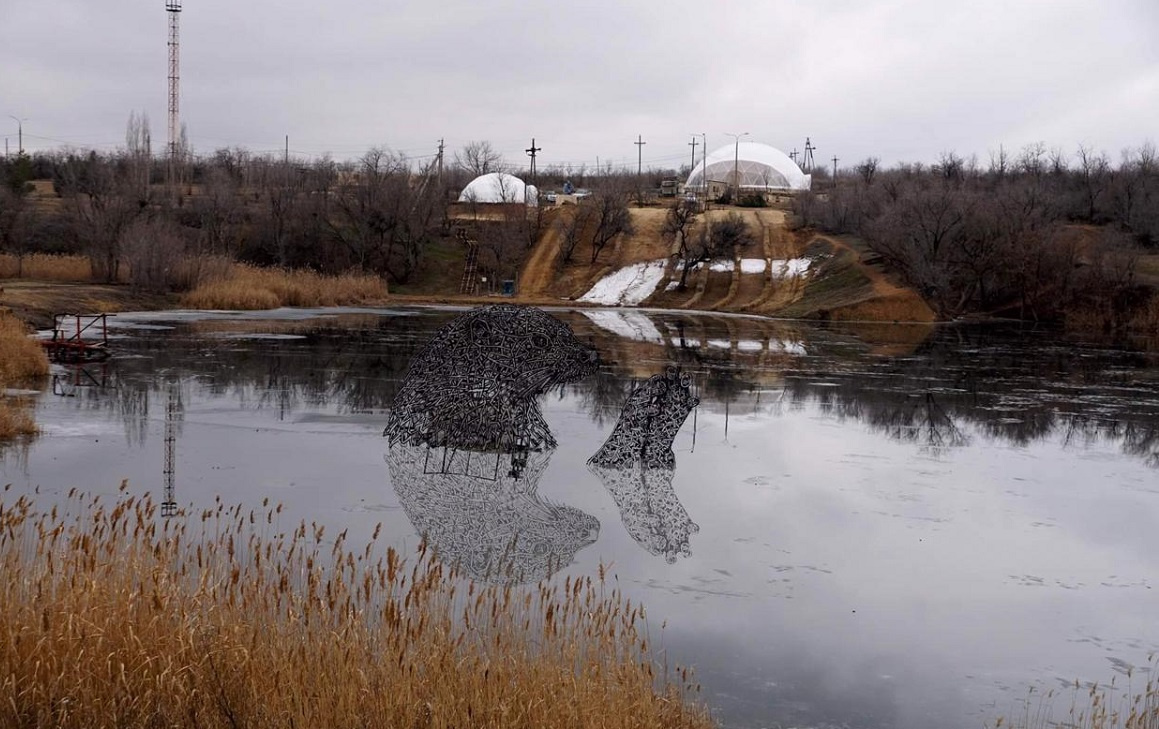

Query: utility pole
[436,138,445,186]
[284,135,289,165]
[832,155,839,184]
[525,137,541,187]
[688,135,698,174]
[634,134,646,176]
[790,149,798,164]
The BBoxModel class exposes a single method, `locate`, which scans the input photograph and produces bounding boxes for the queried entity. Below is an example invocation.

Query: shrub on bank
[0,486,713,729]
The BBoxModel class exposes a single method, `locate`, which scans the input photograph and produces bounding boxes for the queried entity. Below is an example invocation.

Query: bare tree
[589,188,635,263]
[454,141,503,177]
[556,204,594,264]
[124,111,153,200]
[54,152,144,282]
[662,198,700,283]
[856,157,880,185]
[675,212,754,290]
[1076,145,1111,221]
[328,148,440,282]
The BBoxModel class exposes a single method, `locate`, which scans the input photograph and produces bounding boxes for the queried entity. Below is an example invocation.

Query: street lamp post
[724,132,749,202]
[700,129,709,205]
[8,116,26,155]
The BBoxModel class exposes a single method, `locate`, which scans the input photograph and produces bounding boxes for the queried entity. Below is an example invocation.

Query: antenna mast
[166,0,182,187]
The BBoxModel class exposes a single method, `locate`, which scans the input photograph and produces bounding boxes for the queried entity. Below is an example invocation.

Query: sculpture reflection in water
[384,306,701,583]
[385,306,601,583]
[587,367,700,563]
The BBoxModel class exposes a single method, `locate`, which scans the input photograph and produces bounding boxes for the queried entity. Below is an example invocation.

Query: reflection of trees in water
[52,315,447,430]
[775,326,1159,466]
[566,368,633,427]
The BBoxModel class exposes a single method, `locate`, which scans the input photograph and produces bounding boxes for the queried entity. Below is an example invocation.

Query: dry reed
[0,312,48,440]
[0,312,49,384]
[0,485,714,729]
[181,263,388,309]
[0,253,93,282]
[990,661,1159,729]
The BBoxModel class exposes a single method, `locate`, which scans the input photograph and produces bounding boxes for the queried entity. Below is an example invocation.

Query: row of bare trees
[0,144,447,288]
[794,143,1159,325]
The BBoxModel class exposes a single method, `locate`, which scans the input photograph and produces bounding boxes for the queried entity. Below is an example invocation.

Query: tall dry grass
[0,312,49,440]
[0,485,714,729]
[181,263,388,309]
[991,662,1159,729]
[0,253,93,282]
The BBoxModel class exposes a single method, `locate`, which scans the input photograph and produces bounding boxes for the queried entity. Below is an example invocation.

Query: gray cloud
[2,0,1156,169]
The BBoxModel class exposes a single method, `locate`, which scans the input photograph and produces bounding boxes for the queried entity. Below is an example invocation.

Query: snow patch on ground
[583,310,664,344]
[578,260,667,306]
[692,257,812,277]
[770,258,813,278]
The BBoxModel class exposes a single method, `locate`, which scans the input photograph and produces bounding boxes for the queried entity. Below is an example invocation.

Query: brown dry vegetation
[0,253,95,282]
[990,663,1159,729]
[0,311,49,440]
[181,264,388,309]
[0,486,714,729]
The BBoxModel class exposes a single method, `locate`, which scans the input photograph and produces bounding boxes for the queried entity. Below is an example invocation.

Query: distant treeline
[794,145,1159,327]
[0,132,679,290]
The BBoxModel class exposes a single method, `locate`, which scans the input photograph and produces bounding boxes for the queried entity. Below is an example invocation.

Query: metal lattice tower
[162,382,179,517]
[166,0,182,186]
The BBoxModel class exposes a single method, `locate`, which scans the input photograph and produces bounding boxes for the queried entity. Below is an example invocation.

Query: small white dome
[458,172,538,206]
[686,142,811,192]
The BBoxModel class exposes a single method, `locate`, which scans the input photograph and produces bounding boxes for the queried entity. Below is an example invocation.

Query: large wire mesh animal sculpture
[385,306,601,583]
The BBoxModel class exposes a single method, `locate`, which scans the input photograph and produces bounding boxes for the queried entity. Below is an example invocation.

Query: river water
[3,305,1157,729]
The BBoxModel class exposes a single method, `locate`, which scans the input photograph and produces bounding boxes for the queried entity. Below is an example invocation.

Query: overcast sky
[2,0,1156,172]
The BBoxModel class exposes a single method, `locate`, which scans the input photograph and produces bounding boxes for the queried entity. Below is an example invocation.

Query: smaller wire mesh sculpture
[588,367,700,563]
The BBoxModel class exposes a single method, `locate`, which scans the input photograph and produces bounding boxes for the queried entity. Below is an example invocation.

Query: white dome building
[457,172,538,206]
[685,142,811,193]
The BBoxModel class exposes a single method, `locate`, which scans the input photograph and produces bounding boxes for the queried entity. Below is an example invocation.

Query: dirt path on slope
[519,215,563,298]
